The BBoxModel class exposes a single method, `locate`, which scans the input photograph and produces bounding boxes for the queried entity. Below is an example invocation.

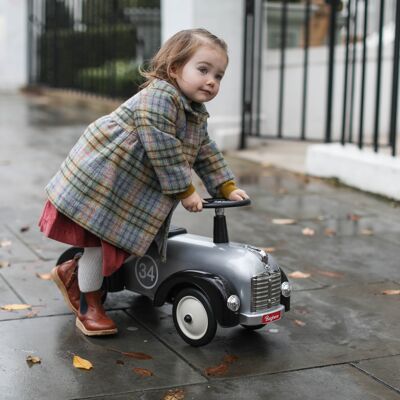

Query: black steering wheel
[202,198,251,209]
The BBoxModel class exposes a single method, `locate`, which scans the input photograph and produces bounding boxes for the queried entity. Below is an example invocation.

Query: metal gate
[241,0,399,157]
[27,0,160,99]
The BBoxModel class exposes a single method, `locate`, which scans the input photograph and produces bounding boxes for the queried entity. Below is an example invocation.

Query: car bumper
[239,304,285,325]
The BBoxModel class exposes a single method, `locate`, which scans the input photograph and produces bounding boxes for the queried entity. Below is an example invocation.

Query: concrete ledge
[306,143,400,200]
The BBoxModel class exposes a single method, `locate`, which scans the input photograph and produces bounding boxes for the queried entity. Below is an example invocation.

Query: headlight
[227,295,240,312]
[281,281,292,297]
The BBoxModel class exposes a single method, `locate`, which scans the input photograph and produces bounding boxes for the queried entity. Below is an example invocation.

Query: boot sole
[75,317,118,336]
[51,266,78,315]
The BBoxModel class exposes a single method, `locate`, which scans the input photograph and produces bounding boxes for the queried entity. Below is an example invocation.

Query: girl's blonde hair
[140,28,228,88]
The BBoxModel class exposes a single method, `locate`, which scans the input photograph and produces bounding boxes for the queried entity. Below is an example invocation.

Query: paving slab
[353,355,400,392]
[125,281,400,379]
[137,364,400,400]
[0,311,206,400]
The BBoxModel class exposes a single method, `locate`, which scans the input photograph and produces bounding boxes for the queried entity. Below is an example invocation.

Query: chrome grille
[251,271,281,312]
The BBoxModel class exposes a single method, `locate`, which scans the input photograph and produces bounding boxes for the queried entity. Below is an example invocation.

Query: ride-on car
[57,198,292,346]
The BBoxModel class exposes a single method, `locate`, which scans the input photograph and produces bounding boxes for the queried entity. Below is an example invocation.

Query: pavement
[1,92,400,400]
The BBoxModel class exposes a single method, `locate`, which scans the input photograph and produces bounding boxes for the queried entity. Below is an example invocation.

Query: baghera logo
[262,311,281,324]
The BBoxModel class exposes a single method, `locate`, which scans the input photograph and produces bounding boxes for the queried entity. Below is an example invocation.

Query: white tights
[77,247,103,293]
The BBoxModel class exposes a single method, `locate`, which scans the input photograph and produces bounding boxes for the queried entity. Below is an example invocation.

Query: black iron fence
[28,0,160,99]
[241,0,399,156]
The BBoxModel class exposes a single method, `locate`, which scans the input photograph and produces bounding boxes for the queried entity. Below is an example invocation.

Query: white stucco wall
[306,143,400,200]
[161,0,245,150]
[0,0,28,91]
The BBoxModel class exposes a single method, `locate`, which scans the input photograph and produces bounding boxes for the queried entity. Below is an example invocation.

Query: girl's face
[171,44,228,103]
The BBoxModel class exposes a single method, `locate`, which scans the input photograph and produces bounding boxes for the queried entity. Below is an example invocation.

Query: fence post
[324,0,338,143]
[389,0,400,156]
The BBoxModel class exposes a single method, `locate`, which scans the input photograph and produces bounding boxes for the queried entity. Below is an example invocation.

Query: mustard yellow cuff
[175,184,196,200]
[219,180,238,199]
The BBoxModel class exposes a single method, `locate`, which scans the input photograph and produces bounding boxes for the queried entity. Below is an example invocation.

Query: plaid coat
[45,79,235,257]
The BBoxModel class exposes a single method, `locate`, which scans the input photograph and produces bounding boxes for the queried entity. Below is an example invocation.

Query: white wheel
[173,288,217,347]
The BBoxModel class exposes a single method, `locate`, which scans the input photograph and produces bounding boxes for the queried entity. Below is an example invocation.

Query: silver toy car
[57,198,291,346]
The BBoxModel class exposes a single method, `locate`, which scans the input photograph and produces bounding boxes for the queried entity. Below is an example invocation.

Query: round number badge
[135,255,159,289]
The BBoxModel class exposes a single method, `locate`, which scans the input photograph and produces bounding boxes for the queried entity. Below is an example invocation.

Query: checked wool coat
[45,79,235,259]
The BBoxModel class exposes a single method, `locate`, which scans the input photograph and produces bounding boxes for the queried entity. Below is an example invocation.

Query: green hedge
[39,25,137,89]
[77,60,146,99]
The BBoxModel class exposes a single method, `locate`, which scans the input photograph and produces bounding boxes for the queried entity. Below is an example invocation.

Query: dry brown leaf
[0,240,12,248]
[347,213,361,221]
[293,319,306,327]
[381,290,400,295]
[26,355,41,365]
[360,228,374,236]
[1,304,31,311]
[36,272,52,280]
[132,367,153,377]
[73,355,93,370]
[122,351,152,360]
[302,227,315,236]
[163,389,185,400]
[288,271,311,279]
[0,260,10,269]
[316,270,344,278]
[25,310,39,318]
[205,363,229,376]
[116,360,125,365]
[272,218,297,225]
[262,247,276,253]
[324,228,336,237]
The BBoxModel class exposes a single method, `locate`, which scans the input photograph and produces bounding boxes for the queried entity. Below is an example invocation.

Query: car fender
[154,270,239,327]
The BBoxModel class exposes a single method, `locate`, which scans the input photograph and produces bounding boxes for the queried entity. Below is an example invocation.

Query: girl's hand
[228,188,249,201]
[181,191,204,212]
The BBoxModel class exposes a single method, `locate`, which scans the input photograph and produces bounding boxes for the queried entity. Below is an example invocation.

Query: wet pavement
[0,92,400,400]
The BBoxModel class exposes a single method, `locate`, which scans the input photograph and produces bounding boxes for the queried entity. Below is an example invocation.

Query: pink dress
[39,200,129,276]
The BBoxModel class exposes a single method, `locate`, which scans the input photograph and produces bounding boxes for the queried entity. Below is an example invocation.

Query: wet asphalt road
[0,93,399,400]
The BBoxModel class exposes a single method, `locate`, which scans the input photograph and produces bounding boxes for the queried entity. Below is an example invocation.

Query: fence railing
[241,0,399,157]
[27,0,160,99]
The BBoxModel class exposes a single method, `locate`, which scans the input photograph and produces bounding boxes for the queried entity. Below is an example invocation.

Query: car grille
[251,271,281,312]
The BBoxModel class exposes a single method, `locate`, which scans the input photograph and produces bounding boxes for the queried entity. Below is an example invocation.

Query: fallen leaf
[381,290,400,295]
[347,213,361,221]
[205,363,229,376]
[73,355,93,370]
[25,310,39,318]
[324,228,336,237]
[0,240,12,248]
[293,319,306,327]
[122,351,152,360]
[288,271,311,279]
[26,355,41,365]
[36,272,52,280]
[272,218,296,225]
[1,304,31,311]
[132,367,153,377]
[116,360,125,365]
[163,389,185,400]
[316,270,344,278]
[262,247,276,253]
[302,227,315,236]
[223,354,239,364]
[0,260,10,268]
[20,225,30,233]
[360,228,374,236]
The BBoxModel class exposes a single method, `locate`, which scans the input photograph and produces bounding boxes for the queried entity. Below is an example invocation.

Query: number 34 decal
[135,255,159,289]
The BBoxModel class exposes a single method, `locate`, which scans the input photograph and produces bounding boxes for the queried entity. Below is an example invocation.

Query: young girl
[39,28,249,336]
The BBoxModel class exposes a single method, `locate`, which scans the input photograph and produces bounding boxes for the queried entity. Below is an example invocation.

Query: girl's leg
[76,247,117,336]
[77,247,104,292]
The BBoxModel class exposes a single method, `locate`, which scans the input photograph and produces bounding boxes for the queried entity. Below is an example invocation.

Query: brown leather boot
[51,256,80,314]
[76,291,118,336]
